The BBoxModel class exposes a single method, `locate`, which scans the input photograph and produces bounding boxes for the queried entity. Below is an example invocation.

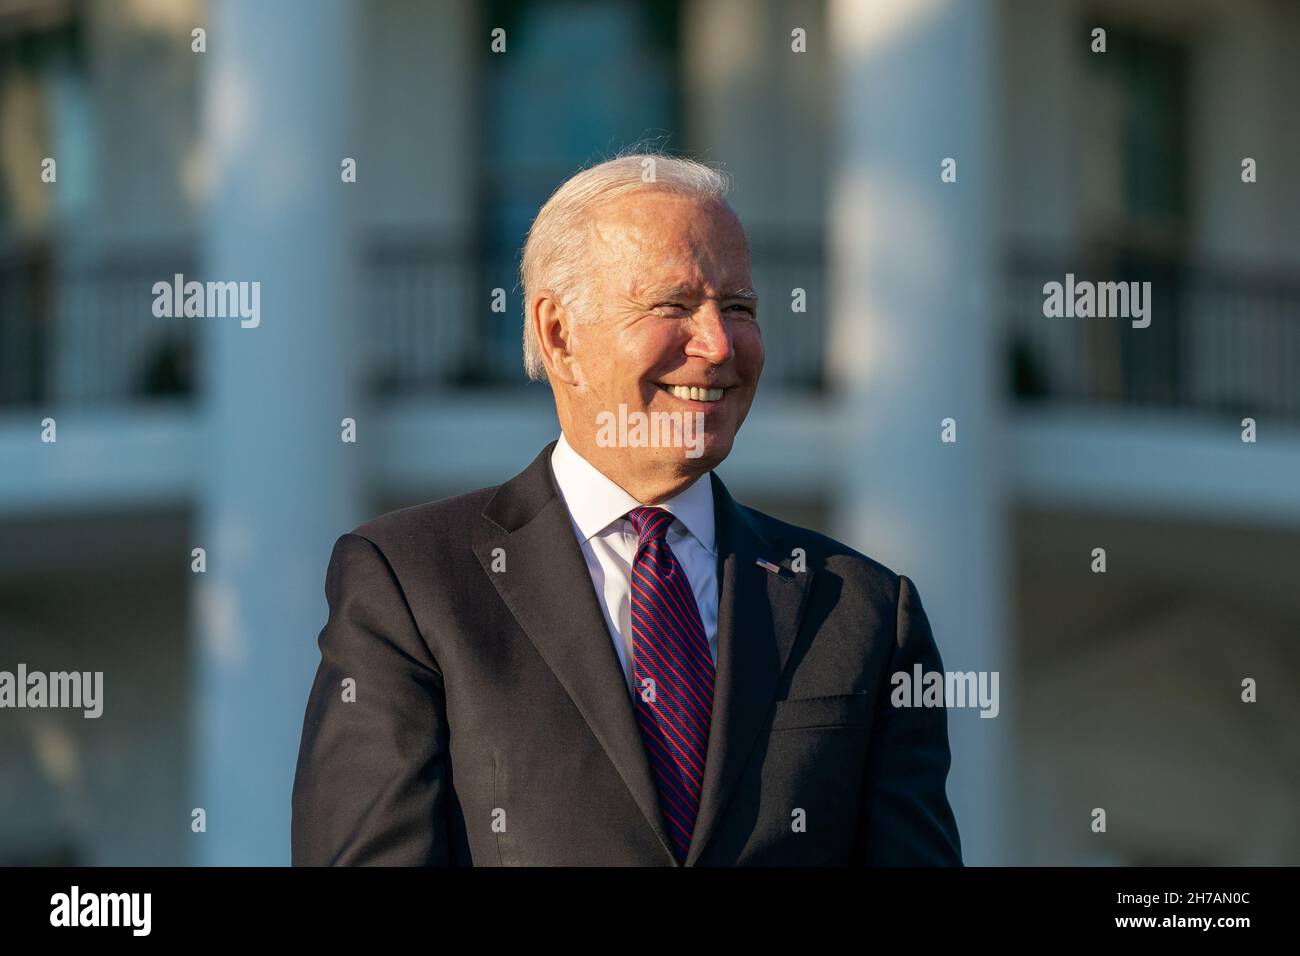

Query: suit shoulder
[345,484,500,557]
[739,503,903,592]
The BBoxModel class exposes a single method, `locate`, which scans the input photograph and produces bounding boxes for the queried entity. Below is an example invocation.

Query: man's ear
[533,291,579,386]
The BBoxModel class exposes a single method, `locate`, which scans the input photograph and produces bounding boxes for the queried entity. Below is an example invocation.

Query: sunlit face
[560,191,764,478]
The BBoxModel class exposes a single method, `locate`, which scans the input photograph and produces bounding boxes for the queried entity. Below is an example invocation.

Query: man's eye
[729,304,756,316]
[655,302,688,313]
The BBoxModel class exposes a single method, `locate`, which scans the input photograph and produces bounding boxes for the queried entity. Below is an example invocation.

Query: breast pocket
[768,691,872,731]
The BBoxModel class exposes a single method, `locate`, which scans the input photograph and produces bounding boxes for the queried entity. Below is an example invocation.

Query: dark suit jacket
[291,441,962,865]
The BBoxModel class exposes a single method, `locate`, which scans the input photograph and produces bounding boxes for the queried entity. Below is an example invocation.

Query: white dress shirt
[549,433,719,697]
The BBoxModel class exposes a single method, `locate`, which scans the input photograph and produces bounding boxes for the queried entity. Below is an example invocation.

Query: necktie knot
[626,506,673,547]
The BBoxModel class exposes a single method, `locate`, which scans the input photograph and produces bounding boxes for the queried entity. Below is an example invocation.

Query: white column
[828,0,1010,864]
[195,0,363,865]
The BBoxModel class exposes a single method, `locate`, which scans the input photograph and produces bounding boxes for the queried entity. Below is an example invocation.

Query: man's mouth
[657,383,727,403]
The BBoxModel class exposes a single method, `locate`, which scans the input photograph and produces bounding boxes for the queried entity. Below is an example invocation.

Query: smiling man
[291,153,963,866]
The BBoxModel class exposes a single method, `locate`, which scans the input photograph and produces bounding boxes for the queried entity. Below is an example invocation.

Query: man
[291,153,962,866]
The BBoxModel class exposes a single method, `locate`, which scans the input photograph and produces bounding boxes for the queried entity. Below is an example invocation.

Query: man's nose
[686,302,734,364]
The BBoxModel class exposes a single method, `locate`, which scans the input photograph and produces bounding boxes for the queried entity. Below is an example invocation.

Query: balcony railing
[1006,246,1300,421]
[9,238,1294,420]
[0,240,50,407]
[0,241,196,407]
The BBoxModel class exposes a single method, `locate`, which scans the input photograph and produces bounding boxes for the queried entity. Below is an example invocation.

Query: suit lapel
[684,472,816,866]
[471,442,677,863]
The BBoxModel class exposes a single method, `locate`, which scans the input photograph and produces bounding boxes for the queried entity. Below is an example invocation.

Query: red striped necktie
[625,506,715,864]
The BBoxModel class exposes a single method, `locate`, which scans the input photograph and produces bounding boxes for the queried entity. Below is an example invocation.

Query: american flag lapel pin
[755,558,782,575]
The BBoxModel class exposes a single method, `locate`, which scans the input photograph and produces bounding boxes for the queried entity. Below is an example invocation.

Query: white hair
[519,152,734,382]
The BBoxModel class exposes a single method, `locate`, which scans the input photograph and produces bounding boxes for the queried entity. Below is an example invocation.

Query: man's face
[560,191,763,478]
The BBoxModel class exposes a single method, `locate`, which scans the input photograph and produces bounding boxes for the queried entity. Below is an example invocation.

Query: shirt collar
[550,432,716,554]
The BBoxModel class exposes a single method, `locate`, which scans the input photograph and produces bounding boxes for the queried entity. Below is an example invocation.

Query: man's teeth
[666,385,724,402]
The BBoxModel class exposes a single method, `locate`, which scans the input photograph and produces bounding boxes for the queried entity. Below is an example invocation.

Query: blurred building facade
[1,0,1297,865]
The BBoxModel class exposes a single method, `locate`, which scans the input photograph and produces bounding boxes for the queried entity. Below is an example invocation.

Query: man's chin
[678,430,734,471]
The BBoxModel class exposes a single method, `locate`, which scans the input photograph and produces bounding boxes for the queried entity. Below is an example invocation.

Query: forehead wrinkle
[631,281,757,304]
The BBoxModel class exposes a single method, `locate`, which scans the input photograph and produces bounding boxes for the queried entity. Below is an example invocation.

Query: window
[0,17,90,235]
